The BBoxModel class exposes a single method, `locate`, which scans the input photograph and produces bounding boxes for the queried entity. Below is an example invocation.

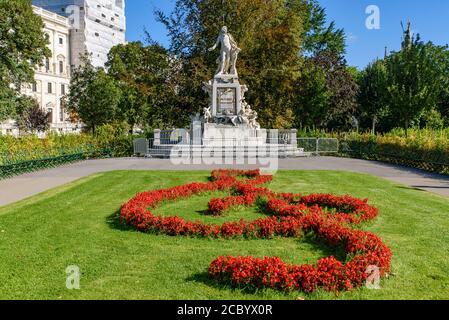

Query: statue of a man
[208,26,240,76]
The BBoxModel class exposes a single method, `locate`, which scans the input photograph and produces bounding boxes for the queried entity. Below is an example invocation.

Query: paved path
[1,157,449,207]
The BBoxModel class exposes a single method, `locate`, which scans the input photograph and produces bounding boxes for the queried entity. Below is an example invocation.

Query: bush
[0,124,135,178]
[339,128,449,174]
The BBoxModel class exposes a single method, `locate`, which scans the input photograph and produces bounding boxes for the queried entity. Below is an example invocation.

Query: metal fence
[0,148,111,180]
[135,137,339,158]
[339,140,449,174]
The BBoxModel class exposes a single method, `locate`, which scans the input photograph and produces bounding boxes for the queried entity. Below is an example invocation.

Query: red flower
[120,169,392,293]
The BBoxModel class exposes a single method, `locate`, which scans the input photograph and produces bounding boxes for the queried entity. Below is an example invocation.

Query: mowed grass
[0,170,449,300]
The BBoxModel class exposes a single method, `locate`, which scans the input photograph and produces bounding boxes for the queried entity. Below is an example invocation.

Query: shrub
[339,128,449,174]
[0,124,135,177]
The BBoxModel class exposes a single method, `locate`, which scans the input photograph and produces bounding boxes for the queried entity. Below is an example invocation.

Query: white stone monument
[200,26,264,146]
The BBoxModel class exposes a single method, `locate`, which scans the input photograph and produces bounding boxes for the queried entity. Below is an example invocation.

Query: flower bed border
[120,169,392,293]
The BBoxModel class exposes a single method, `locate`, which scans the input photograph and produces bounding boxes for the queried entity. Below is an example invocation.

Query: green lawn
[0,170,449,300]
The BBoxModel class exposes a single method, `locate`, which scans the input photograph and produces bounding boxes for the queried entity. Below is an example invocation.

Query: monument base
[202,123,266,147]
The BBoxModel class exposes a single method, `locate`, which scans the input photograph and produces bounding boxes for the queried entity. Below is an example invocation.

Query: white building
[32,0,126,68]
[1,6,78,135]
[1,1,127,135]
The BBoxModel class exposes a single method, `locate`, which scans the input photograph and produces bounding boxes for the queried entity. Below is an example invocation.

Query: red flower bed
[120,169,392,293]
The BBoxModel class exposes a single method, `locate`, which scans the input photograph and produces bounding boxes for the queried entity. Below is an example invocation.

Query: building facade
[1,1,126,135]
[0,6,77,136]
[32,0,126,68]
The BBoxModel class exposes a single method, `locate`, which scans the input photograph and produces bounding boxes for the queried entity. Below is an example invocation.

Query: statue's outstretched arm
[208,36,220,51]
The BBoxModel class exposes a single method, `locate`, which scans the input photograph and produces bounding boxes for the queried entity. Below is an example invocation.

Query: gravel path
[1,156,449,207]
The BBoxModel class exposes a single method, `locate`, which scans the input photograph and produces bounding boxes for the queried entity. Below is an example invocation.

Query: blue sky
[125,0,449,69]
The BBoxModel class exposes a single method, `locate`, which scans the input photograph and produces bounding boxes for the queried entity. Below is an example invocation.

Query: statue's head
[221,26,228,34]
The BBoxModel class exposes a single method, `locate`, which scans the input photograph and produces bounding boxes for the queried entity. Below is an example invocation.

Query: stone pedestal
[290,129,298,147]
[202,123,266,147]
[191,120,202,146]
[211,75,242,118]
[154,129,161,146]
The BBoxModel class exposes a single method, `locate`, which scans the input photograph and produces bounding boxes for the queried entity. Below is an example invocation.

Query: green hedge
[338,129,449,175]
[0,124,134,179]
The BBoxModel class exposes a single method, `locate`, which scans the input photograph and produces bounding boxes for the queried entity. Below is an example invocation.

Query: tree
[296,50,358,130]
[386,24,447,135]
[434,49,449,126]
[0,0,50,121]
[358,59,388,134]
[156,0,306,128]
[67,56,121,133]
[301,0,346,56]
[294,60,330,128]
[106,41,177,130]
[16,99,49,133]
[106,42,149,131]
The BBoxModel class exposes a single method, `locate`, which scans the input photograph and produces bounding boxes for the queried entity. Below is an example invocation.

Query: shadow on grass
[106,210,135,232]
[186,272,268,295]
[186,236,346,296]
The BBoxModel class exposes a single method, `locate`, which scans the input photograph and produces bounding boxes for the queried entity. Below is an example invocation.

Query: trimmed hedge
[0,124,134,179]
[338,129,449,175]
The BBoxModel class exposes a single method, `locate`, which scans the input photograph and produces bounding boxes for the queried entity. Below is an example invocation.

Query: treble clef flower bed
[120,169,392,293]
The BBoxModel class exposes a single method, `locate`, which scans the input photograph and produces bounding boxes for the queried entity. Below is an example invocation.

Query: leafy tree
[106,41,177,130]
[153,0,350,129]
[420,108,444,130]
[301,0,346,56]
[156,0,306,128]
[299,50,358,130]
[358,59,388,134]
[106,42,149,131]
[386,28,447,135]
[434,49,449,125]
[67,56,121,133]
[0,0,50,120]
[16,99,49,133]
[294,60,330,128]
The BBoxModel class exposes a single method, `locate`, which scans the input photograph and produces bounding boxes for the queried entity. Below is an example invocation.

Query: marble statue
[203,107,212,123]
[237,100,260,129]
[208,26,241,76]
[202,80,213,97]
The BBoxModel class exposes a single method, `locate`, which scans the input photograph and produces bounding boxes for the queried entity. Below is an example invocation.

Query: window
[32,83,37,92]
[95,32,99,37]
[59,37,63,45]
[59,61,64,74]
[47,109,53,124]
[45,59,50,72]
[59,101,64,122]
[48,83,52,94]
[61,84,65,95]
